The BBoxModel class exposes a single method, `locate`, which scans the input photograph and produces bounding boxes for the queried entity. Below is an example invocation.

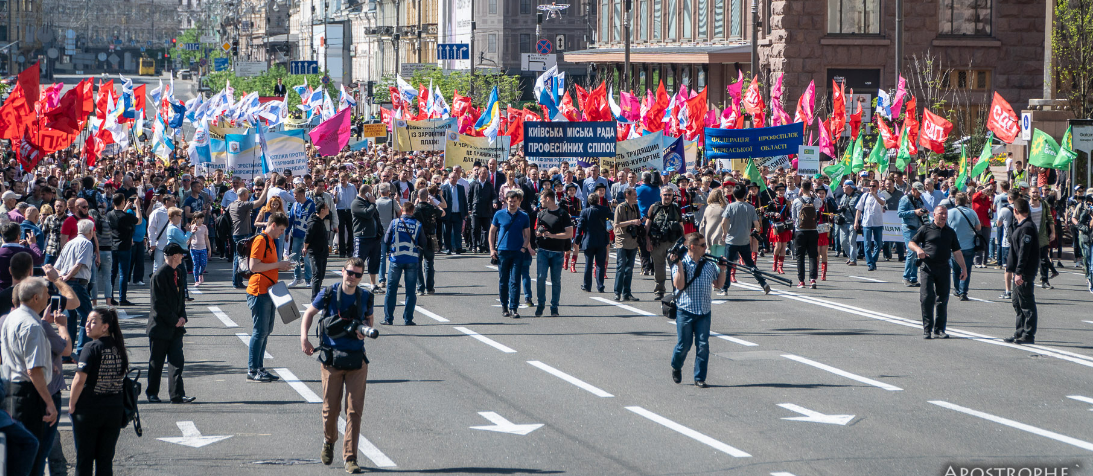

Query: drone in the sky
[537,2,570,19]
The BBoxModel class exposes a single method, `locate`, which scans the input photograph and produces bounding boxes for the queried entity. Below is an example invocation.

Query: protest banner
[395,118,456,152]
[445,131,511,169]
[225,130,263,180]
[797,145,821,176]
[856,210,903,243]
[684,140,698,171]
[360,123,387,138]
[263,129,309,176]
[704,122,805,160]
[758,155,792,170]
[523,121,616,158]
[607,131,663,171]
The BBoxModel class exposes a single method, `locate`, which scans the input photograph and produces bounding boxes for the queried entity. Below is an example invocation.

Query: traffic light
[171,38,177,46]
[231,39,239,56]
[164,52,171,60]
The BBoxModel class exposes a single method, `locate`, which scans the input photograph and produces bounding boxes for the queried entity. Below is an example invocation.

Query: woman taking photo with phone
[69,306,129,476]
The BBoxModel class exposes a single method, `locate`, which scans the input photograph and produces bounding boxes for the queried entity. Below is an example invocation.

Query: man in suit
[469,168,498,253]
[486,158,506,197]
[146,243,195,403]
[441,172,467,254]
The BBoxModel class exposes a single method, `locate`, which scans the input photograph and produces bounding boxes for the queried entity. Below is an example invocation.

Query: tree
[906,51,989,165]
[204,65,335,112]
[1054,0,1093,119]
[377,68,524,107]
[171,28,225,65]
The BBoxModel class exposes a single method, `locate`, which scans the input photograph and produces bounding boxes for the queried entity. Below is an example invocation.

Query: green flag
[955,145,969,190]
[745,158,767,191]
[895,130,912,170]
[850,136,865,173]
[970,132,993,178]
[822,162,845,180]
[867,136,886,167]
[1028,128,1060,168]
[1053,125,1077,170]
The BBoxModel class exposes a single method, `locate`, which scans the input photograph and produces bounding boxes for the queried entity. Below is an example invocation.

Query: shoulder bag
[954,207,986,252]
[661,259,706,320]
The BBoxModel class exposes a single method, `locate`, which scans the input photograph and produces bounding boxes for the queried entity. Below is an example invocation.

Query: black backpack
[122,369,143,436]
[215,211,233,239]
[235,233,273,279]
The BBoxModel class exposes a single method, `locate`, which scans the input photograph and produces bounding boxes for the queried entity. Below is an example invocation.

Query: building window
[827,0,881,34]
[713,0,723,38]
[945,69,991,90]
[653,0,661,40]
[556,34,566,50]
[639,0,648,41]
[667,0,677,40]
[939,0,992,36]
[601,0,610,43]
[489,0,497,14]
[520,33,530,53]
[488,33,497,52]
[520,0,530,14]
[613,0,621,41]
[697,0,707,39]
[730,0,740,38]
[682,0,692,39]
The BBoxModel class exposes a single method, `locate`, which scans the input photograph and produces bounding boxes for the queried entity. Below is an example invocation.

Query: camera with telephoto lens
[666,237,688,262]
[351,322,380,339]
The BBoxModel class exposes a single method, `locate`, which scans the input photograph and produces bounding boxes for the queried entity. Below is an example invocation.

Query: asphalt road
[56,248,1093,476]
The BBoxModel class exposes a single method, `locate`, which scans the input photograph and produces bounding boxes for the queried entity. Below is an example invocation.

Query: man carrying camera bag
[300,257,376,473]
[668,233,727,388]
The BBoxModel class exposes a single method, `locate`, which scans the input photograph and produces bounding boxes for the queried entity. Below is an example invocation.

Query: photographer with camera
[668,233,727,388]
[613,188,643,302]
[300,257,376,474]
[898,182,929,287]
[646,187,684,301]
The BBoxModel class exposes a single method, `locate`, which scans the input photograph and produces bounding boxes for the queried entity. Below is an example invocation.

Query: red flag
[133,84,146,119]
[644,81,669,133]
[0,85,29,139]
[849,100,863,140]
[380,107,393,131]
[417,84,428,116]
[918,109,953,154]
[683,86,708,139]
[96,80,115,119]
[452,91,472,119]
[17,63,40,110]
[875,116,899,149]
[309,107,352,156]
[574,84,589,120]
[743,76,765,126]
[559,92,579,122]
[616,122,631,142]
[503,106,524,145]
[830,80,846,137]
[901,96,919,155]
[388,86,402,110]
[582,82,608,122]
[987,92,1020,144]
[42,85,83,134]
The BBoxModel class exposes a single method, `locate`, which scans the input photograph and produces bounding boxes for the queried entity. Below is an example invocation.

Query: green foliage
[204,65,336,111]
[171,28,225,64]
[1053,0,1093,119]
[377,68,523,107]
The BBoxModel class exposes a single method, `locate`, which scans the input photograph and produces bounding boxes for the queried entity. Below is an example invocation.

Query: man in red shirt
[971,182,995,268]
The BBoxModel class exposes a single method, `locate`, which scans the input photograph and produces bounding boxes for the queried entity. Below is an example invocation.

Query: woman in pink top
[187,212,213,285]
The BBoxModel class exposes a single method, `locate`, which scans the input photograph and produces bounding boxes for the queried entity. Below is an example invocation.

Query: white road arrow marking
[157,421,232,448]
[1067,395,1093,411]
[470,412,543,435]
[778,403,855,425]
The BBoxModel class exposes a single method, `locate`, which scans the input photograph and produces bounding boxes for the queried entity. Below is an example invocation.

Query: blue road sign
[213,57,229,72]
[184,43,201,51]
[536,38,552,55]
[437,43,470,61]
[290,60,320,75]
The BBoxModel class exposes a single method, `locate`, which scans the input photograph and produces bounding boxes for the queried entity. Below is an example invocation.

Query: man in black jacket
[351,184,383,290]
[302,202,331,300]
[1004,197,1039,344]
[468,168,497,253]
[146,243,195,403]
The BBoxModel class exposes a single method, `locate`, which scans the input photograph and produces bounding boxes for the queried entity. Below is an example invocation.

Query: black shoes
[119,300,135,306]
[923,333,933,339]
[1005,335,1035,345]
[171,396,196,404]
[404,321,417,326]
[959,294,970,301]
[671,368,682,384]
[580,286,591,292]
[597,287,605,293]
[534,307,544,317]
[624,295,640,301]
[934,331,949,339]
[511,311,521,319]
[502,310,512,318]
[762,284,772,295]
[146,395,162,403]
[381,320,393,325]
[550,309,560,317]
[615,293,622,301]
[695,380,708,388]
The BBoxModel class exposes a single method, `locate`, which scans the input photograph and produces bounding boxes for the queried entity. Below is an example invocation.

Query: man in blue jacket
[578,184,612,293]
[383,202,425,325]
[898,182,929,287]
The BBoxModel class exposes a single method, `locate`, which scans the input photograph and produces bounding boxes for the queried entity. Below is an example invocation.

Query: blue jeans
[445,214,464,251]
[69,279,93,356]
[289,236,312,282]
[247,293,275,372]
[497,250,523,311]
[2,419,39,476]
[31,392,61,476]
[838,223,858,262]
[670,309,712,382]
[417,251,435,293]
[614,247,638,296]
[385,261,418,324]
[519,251,533,301]
[274,237,284,259]
[863,226,883,269]
[94,250,113,301]
[113,249,132,301]
[951,248,975,296]
[1000,246,1010,271]
[989,232,1000,261]
[903,227,919,282]
[379,240,389,284]
[232,234,248,287]
[536,249,563,311]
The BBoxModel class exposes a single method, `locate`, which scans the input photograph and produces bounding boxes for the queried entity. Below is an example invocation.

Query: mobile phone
[50,296,61,311]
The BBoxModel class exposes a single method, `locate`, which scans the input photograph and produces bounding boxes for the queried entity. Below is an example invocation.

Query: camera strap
[672,258,705,302]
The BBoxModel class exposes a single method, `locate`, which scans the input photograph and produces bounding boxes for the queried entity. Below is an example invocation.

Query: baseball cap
[843,180,855,187]
[163,243,187,257]
[1018,181,1030,189]
[912,182,925,192]
[859,171,870,177]
[1076,185,1084,191]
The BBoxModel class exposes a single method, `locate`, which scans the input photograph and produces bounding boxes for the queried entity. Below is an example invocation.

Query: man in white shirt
[146,192,177,275]
[333,172,357,258]
[855,179,887,271]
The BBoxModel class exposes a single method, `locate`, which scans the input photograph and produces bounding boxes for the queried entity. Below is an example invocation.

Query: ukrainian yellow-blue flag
[475,86,501,143]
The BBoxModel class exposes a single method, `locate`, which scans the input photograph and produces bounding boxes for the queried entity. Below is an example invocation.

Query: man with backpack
[244,212,294,382]
[646,187,683,301]
[299,257,374,474]
[382,202,425,325]
[791,181,820,288]
[413,186,443,296]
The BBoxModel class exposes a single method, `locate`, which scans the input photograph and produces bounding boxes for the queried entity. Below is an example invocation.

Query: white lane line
[966,296,994,303]
[625,406,751,458]
[848,275,886,283]
[272,368,322,403]
[235,333,273,359]
[1083,321,1093,325]
[929,401,1093,452]
[338,417,397,467]
[771,473,797,476]
[711,332,758,346]
[782,354,902,391]
[527,361,614,398]
[453,327,517,353]
[494,299,530,309]
[1067,395,1093,410]
[734,281,1093,370]
[590,296,657,316]
[117,309,131,319]
[711,300,727,305]
[486,265,498,270]
[414,306,450,322]
[189,288,203,295]
[208,306,238,328]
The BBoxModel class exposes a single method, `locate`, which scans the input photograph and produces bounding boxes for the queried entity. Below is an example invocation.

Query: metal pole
[469,0,475,95]
[749,0,758,77]
[623,0,631,91]
[895,0,902,87]
[394,0,400,77]
[417,0,422,63]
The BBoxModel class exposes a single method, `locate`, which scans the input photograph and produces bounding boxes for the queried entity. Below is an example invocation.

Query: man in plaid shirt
[669,232,727,388]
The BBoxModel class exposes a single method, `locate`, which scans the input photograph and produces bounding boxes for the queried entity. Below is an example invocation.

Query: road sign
[199,58,207,66]
[139,47,145,53]
[97,52,107,61]
[236,61,268,77]
[437,43,470,60]
[400,63,436,77]
[199,35,216,44]
[290,60,319,75]
[535,38,552,55]
[213,57,229,72]
[1020,112,1032,141]
[221,42,232,52]
[520,53,556,72]
[184,43,200,51]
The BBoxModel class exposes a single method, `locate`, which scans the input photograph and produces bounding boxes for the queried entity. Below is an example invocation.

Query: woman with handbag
[70,307,129,476]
